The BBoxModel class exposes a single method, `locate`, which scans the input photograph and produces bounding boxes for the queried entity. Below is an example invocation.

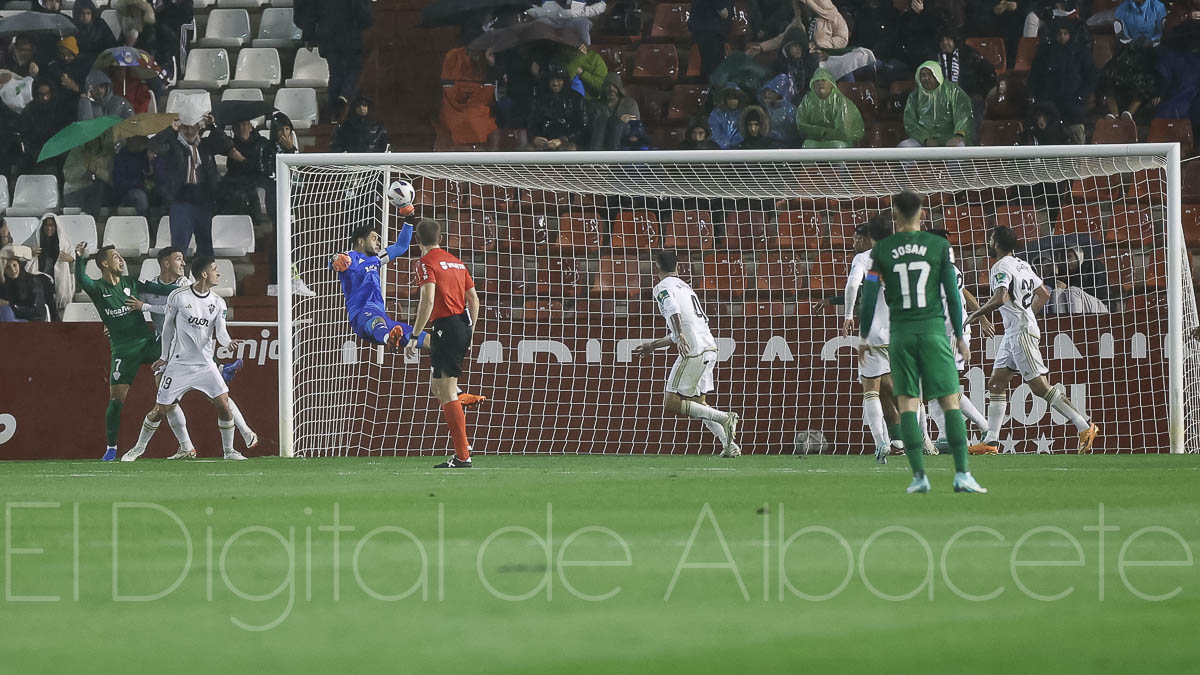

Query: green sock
[105,400,123,447]
[900,411,925,475]
[944,408,969,474]
[888,423,900,445]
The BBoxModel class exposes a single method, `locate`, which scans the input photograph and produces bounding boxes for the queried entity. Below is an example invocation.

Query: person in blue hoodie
[1115,0,1167,45]
[708,84,748,149]
[758,73,797,147]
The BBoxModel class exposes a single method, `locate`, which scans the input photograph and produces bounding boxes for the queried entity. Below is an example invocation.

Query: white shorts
[666,350,717,398]
[993,331,1048,382]
[156,361,229,405]
[858,344,890,380]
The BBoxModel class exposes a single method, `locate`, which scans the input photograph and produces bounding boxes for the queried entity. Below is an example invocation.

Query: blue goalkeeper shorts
[349,306,410,345]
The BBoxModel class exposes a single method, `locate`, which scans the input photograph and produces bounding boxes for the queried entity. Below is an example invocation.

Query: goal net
[277,147,1197,457]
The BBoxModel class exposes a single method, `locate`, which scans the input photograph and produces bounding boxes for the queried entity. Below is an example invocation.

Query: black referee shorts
[429,313,471,379]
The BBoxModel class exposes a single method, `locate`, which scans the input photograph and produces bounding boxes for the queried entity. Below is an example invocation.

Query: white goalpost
[276,145,1198,458]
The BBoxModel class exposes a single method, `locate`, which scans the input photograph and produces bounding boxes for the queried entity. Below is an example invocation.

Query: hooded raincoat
[794,68,864,147]
[77,70,134,120]
[758,73,797,146]
[708,85,748,149]
[903,60,976,145]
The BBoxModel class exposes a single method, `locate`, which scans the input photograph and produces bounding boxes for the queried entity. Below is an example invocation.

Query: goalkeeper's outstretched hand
[331,253,351,272]
[396,203,415,217]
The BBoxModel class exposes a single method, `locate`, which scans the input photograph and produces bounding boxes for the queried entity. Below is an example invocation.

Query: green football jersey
[863,230,962,337]
[75,258,177,348]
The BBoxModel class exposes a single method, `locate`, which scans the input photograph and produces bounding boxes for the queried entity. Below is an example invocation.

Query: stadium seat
[775,210,824,250]
[8,175,59,217]
[1092,33,1116,70]
[211,215,255,256]
[865,120,905,147]
[137,258,160,281]
[883,80,915,119]
[535,256,583,298]
[522,299,565,321]
[994,206,1043,241]
[728,1,751,42]
[63,302,101,322]
[413,177,460,213]
[166,89,213,119]
[1013,37,1038,72]
[1071,174,1126,202]
[229,48,282,89]
[984,75,1030,120]
[57,214,99,254]
[700,253,746,299]
[1054,204,1102,235]
[592,257,643,298]
[806,253,849,293]
[1184,162,1200,201]
[253,7,301,48]
[5,216,38,247]
[151,216,196,255]
[193,0,216,8]
[273,87,318,129]
[684,42,729,80]
[1182,204,1200,247]
[630,43,679,85]
[180,48,231,90]
[626,85,672,124]
[649,3,690,42]
[487,128,528,151]
[940,204,989,248]
[1093,116,1137,144]
[667,84,709,123]
[743,301,786,317]
[198,9,250,48]
[286,47,329,89]
[979,120,1023,146]
[611,210,660,250]
[662,210,714,250]
[479,253,526,298]
[212,259,237,297]
[557,211,603,253]
[724,210,768,250]
[827,209,868,247]
[965,37,1006,73]
[1148,118,1194,157]
[0,175,8,214]
[838,82,878,120]
[595,44,633,77]
[217,0,267,7]
[102,216,150,256]
[504,213,552,252]
[99,9,119,40]
[1110,204,1158,246]
[755,252,802,296]
[448,209,498,252]
[651,125,687,149]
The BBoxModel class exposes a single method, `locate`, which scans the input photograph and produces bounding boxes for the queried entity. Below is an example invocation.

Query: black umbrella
[0,11,77,38]
[212,100,275,126]
[467,19,585,53]
[419,0,534,28]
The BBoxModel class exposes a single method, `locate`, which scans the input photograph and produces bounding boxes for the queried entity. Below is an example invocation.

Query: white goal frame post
[276,145,1189,457]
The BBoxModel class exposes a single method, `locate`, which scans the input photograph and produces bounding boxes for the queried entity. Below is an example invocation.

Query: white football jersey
[653,276,717,356]
[990,254,1043,338]
[141,275,189,337]
[846,250,889,345]
[941,258,971,342]
[161,286,232,366]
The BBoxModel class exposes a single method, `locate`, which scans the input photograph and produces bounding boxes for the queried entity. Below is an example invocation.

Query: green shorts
[889,331,961,401]
[110,337,162,386]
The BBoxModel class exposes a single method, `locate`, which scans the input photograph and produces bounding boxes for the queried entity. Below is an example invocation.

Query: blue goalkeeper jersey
[337,251,386,319]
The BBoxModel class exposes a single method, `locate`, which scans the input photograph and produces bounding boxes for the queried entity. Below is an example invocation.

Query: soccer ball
[386,180,415,208]
[792,430,829,455]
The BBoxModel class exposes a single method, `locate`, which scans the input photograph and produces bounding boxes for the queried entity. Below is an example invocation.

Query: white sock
[985,394,1007,443]
[960,390,989,435]
[918,404,934,449]
[164,405,193,452]
[227,398,252,440]
[679,400,729,425]
[1045,384,1090,431]
[927,399,947,438]
[863,392,890,447]
[219,418,235,454]
[702,419,729,447]
[133,414,160,452]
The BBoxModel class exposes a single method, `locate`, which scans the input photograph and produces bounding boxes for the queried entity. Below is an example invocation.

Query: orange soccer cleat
[386,325,408,353]
[969,442,999,455]
[457,392,487,408]
[1076,424,1100,454]
[331,253,351,272]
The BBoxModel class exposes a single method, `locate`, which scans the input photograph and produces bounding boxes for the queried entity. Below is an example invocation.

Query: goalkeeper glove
[396,203,415,216]
[330,253,351,272]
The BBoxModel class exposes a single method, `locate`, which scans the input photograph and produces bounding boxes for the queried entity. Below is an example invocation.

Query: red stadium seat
[1110,204,1157,246]
[994,206,1043,241]
[756,251,803,296]
[725,211,769,250]
[662,210,715,250]
[651,125,687,149]
[1071,174,1127,202]
[667,84,709,123]
[1093,33,1116,70]
[447,209,497,252]
[517,189,573,215]
[984,75,1031,120]
[631,43,680,85]
[480,253,526,298]
[557,211,603,253]
[487,128,528,151]
[838,82,879,120]
[1013,37,1038,73]
[1148,118,1194,157]
[413,177,460,213]
[684,42,730,80]
[592,257,644,298]
[611,210,660,250]
[828,209,869,247]
[979,120,1023,146]
[883,81,915,119]
[1128,168,1166,206]
[1055,203,1103,236]
[1185,163,1200,202]
[775,210,824,250]
[649,3,690,42]
[535,257,583,298]
[1093,116,1137,144]
[940,204,989,248]
[866,120,906,147]
[806,253,849,293]
[1182,204,1200,247]
[459,184,516,212]
[966,37,1006,73]
[595,44,634,77]
[700,253,747,299]
[744,301,787,317]
[626,85,672,124]
[523,299,565,321]
[503,212,552,252]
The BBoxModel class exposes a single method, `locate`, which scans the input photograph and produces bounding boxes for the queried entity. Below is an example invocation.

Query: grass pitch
[3,454,1199,673]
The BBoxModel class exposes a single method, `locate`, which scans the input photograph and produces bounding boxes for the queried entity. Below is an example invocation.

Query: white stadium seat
[0,175,9,214]
[6,217,40,247]
[56,214,99,255]
[151,216,197,256]
[193,0,216,8]
[199,9,250,48]
[211,215,255,256]
[102,216,150,256]
[63,302,101,322]
[229,47,281,89]
[273,87,317,129]
[253,7,301,48]
[218,0,267,7]
[8,175,60,217]
[213,259,237,297]
[180,48,231,90]
[138,258,160,282]
[286,47,328,89]
[221,87,264,101]
[166,89,213,119]
[271,0,293,6]
[99,9,120,41]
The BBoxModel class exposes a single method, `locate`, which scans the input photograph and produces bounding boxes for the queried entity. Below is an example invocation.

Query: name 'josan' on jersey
[653,276,717,356]
[161,287,232,366]
[847,250,889,345]
[989,254,1043,338]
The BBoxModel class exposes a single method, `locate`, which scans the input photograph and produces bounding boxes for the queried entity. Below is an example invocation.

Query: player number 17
[893,261,931,309]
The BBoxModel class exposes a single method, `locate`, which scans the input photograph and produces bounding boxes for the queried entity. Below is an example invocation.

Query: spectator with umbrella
[0,35,40,78]
[527,64,590,151]
[331,94,390,153]
[72,0,117,68]
[77,70,134,120]
[110,112,178,218]
[61,125,117,216]
[295,0,375,121]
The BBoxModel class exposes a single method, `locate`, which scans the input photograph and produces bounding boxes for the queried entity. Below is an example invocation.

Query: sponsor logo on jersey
[993,272,1010,286]
[890,243,928,259]
[187,316,210,327]
[438,261,467,271]
[656,289,670,305]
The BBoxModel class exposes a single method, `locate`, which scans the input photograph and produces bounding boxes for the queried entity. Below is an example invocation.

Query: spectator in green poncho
[793,68,864,149]
[900,60,976,147]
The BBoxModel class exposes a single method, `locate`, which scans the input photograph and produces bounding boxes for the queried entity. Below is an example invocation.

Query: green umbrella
[37,116,122,163]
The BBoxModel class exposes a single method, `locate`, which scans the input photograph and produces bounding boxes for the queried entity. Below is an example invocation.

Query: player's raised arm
[377,221,414,265]
[137,277,181,296]
[73,244,100,297]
